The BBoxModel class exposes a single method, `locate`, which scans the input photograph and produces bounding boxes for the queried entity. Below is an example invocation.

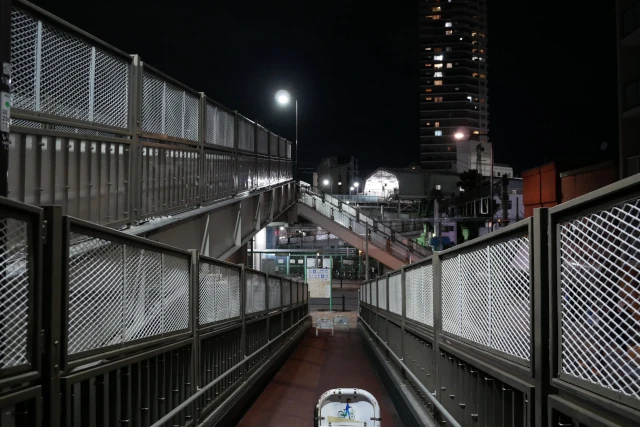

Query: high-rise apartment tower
[419,0,489,171]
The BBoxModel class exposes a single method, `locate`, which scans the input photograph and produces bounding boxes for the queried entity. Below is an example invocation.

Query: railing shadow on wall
[0,198,310,427]
[358,173,640,427]
[8,0,294,229]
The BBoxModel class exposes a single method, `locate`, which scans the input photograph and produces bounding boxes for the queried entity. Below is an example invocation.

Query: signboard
[307,267,331,298]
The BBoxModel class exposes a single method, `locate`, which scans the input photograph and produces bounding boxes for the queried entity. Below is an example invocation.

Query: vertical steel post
[239,265,246,381]
[265,273,270,350]
[233,111,239,194]
[129,55,143,225]
[533,208,550,427]
[0,0,11,198]
[198,94,206,205]
[42,206,62,427]
[188,249,200,422]
[400,266,407,380]
[433,253,443,404]
[365,224,369,281]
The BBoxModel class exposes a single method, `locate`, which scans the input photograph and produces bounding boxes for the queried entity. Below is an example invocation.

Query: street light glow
[275,89,291,105]
[454,132,465,140]
[323,179,329,186]
[338,182,342,186]
[350,186,354,191]
[354,182,360,188]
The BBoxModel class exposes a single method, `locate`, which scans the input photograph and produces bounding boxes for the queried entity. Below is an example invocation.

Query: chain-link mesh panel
[238,118,255,152]
[68,232,191,355]
[283,279,291,306]
[371,278,377,307]
[287,141,292,159]
[559,199,640,399]
[268,277,282,309]
[0,218,31,369]
[389,273,402,315]
[199,261,241,324]
[245,272,266,314]
[11,9,38,111]
[278,137,286,158]
[10,119,42,128]
[205,103,234,148]
[68,234,124,354]
[406,263,434,326]
[257,127,268,154]
[490,238,531,360]
[269,133,278,156]
[93,49,129,128]
[441,236,531,361]
[142,71,199,141]
[378,278,387,310]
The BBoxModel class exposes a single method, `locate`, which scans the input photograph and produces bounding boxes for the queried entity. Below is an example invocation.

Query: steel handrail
[150,314,310,427]
[359,317,462,427]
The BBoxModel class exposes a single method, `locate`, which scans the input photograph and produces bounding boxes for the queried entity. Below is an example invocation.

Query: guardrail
[299,188,431,261]
[0,196,310,427]
[8,0,293,228]
[358,173,640,426]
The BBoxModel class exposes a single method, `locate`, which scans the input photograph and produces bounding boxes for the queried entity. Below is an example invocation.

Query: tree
[457,169,480,193]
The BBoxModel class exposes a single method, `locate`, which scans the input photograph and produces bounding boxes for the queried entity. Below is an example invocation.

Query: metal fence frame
[358,173,640,427]
[0,196,309,427]
[8,0,293,229]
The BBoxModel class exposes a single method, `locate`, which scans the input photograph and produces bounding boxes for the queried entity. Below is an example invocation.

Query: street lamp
[275,89,298,180]
[323,178,332,193]
[353,181,360,195]
[454,129,494,231]
[350,186,354,195]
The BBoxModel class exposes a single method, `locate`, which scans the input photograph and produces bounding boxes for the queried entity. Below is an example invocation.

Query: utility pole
[365,224,369,281]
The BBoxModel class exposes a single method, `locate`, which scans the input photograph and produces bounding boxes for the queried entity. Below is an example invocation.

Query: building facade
[617,0,640,177]
[419,0,489,171]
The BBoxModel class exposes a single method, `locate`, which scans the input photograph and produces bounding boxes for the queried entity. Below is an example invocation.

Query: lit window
[434,63,443,69]
[467,96,472,101]
[425,47,432,51]
[472,56,478,61]
[434,130,443,136]
[434,47,442,52]
[434,72,443,78]
[435,121,440,127]
[434,80,443,86]
[426,97,432,101]
[445,22,452,27]
[432,14,441,20]
[446,30,452,35]
[434,97,443,102]
[472,72,479,77]
[446,63,453,68]
[471,32,477,36]
[473,130,480,135]
[432,7,441,11]
[426,122,431,126]
[425,63,432,67]
[434,55,443,61]
[425,88,432,92]
[480,74,486,78]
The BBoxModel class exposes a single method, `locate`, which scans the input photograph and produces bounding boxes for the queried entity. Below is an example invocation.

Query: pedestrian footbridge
[1,2,639,426]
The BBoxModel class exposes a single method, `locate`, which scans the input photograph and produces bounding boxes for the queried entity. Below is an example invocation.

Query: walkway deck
[238,328,403,426]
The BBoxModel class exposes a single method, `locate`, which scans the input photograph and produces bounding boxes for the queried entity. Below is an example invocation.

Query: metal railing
[359,173,640,426]
[299,188,432,262]
[0,196,310,427]
[8,0,293,228]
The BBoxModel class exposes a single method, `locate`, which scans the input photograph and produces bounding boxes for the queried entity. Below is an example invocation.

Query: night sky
[31,0,618,174]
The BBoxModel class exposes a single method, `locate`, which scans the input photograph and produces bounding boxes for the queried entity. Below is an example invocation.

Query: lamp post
[454,130,494,231]
[353,181,360,195]
[323,178,332,194]
[275,90,298,180]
